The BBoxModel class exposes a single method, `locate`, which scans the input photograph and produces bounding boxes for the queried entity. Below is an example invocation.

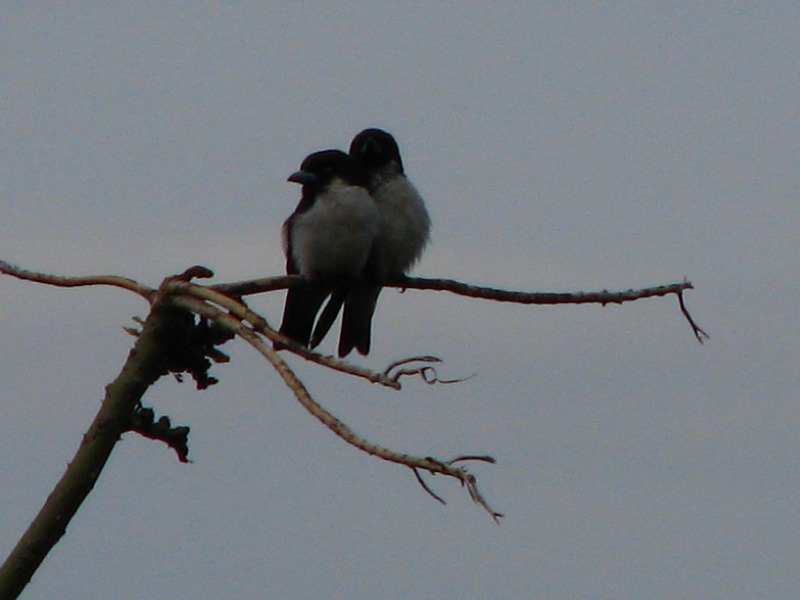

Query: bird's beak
[288,170,317,185]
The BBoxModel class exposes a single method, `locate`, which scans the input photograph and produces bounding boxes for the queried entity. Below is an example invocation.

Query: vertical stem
[0,305,166,599]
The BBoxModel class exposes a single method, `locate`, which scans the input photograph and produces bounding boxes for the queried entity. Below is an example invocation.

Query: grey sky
[2,3,798,599]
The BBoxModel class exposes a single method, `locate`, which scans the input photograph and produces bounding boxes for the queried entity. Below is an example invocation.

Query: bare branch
[415,456,503,522]
[0,260,155,300]
[413,454,503,521]
[397,277,706,343]
[211,274,301,296]
[0,303,186,598]
[2,260,703,342]
[396,277,694,305]
[213,273,694,306]
[678,285,710,343]
[1,260,700,533]
[211,274,704,342]
[169,293,502,518]
[461,469,503,522]
[166,281,401,390]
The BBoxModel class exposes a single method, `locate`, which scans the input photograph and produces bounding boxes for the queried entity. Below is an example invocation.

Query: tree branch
[0,260,703,594]
[213,273,691,304]
[2,260,704,341]
[166,280,402,389]
[0,260,154,300]
[399,276,692,304]
[211,274,706,342]
[169,293,502,518]
[0,304,182,599]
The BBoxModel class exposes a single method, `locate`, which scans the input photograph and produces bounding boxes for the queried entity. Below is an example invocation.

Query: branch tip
[413,468,447,505]
[173,265,214,281]
[447,454,497,466]
[383,356,474,385]
[678,291,709,343]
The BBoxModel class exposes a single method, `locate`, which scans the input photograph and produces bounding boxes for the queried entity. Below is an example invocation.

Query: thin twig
[214,274,694,306]
[0,260,155,300]
[448,455,497,465]
[678,286,710,343]
[383,355,443,374]
[172,294,502,519]
[399,277,694,305]
[211,274,703,342]
[383,356,475,385]
[413,468,446,505]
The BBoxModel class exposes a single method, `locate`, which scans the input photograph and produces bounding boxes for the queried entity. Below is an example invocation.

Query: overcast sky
[1,3,798,599]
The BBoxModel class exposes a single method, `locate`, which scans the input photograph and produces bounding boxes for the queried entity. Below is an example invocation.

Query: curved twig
[174,294,501,518]
[678,286,710,343]
[0,260,155,300]
[413,468,446,505]
[166,281,401,389]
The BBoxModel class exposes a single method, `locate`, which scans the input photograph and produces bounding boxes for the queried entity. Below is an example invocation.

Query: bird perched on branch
[310,128,431,356]
[350,128,431,279]
[278,149,381,356]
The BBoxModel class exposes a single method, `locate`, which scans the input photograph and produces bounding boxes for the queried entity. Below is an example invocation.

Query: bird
[348,128,431,279]
[310,128,431,356]
[278,149,381,356]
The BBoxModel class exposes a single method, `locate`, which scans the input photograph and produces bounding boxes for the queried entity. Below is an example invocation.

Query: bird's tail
[337,284,381,357]
[310,288,347,350]
[276,285,330,350]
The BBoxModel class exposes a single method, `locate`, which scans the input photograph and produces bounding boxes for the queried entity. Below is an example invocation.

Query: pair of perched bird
[278,128,431,357]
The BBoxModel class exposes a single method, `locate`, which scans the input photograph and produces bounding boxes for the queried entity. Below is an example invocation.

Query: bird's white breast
[290,180,380,280]
[372,176,431,278]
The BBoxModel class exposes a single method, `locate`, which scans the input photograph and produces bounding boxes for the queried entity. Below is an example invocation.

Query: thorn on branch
[129,406,191,463]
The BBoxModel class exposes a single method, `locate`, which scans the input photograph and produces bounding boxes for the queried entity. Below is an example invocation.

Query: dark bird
[349,128,431,279]
[278,149,381,356]
[311,128,431,356]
